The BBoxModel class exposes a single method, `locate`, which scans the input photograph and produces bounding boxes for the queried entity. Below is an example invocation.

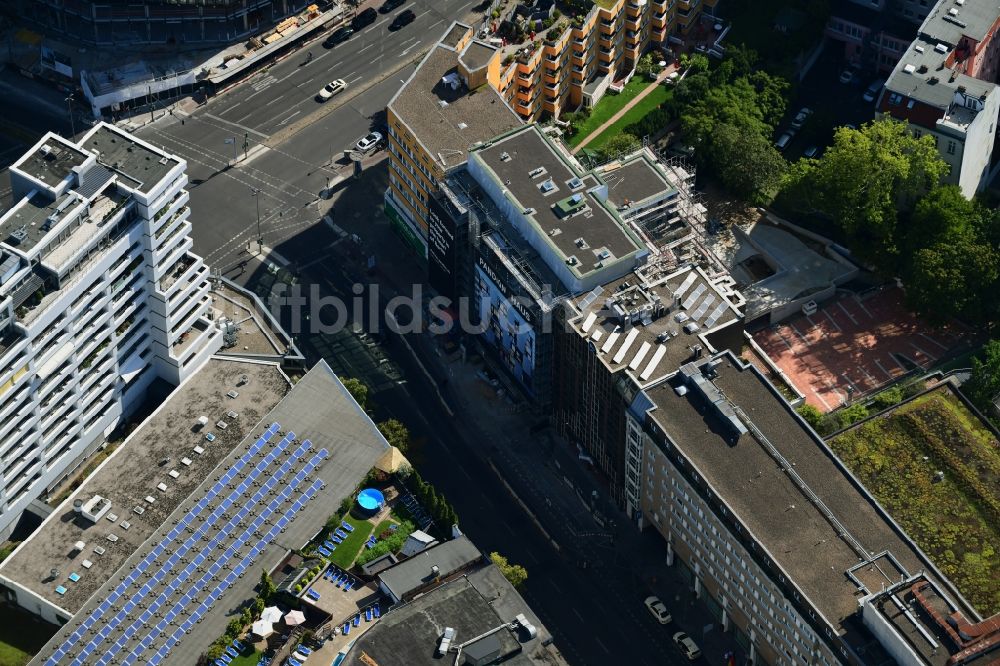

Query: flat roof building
[3,358,390,665]
[0,123,220,540]
[385,22,522,257]
[345,564,562,666]
[376,535,483,604]
[878,0,1000,197]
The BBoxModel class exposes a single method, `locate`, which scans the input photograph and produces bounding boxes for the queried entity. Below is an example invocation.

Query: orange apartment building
[386,0,718,256]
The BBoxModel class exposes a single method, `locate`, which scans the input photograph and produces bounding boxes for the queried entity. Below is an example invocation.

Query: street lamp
[250,188,262,254]
[64,96,77,138]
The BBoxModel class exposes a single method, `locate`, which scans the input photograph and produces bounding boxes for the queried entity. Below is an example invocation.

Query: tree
[708,123,787,204]
[965,340,1000,415]
[796,404,824,431]
[377,418,411,454]
[259,570,276,602]
[600,133,641,158]
[905,185,977,252]
[905,237,999,322]
[636,52,657,78]
[206,643,227,661]
[490,552,528,588]
[779,119,947,269]
[340,376,371,412]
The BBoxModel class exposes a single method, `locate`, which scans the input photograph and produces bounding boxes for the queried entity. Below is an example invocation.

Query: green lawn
[585,85,672,152]
[226,643,261,666]
[829,388,1000,615]
[568,77,652,147]
[0,605,58,666]
[327,513,375,569]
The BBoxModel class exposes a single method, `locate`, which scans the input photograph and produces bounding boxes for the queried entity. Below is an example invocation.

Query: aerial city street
[0,0,998,664]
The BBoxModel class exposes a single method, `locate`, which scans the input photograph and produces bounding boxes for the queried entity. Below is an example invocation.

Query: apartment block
[385,23,523,257]
[627,354,1000,665]
[0,124,220,539]
[878,0,1000,197]
[492,0,717,122]
[826,2,913,73]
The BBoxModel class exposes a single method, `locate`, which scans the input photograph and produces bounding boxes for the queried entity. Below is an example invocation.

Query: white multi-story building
[0,123,221,539]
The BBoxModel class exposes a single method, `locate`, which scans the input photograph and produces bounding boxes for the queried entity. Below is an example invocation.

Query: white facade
[0,124,221,539]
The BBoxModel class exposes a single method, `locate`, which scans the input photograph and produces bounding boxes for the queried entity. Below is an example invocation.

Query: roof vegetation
[830,388,1000,615]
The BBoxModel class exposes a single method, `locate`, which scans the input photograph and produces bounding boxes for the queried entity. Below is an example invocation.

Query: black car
[324,26,353,47]
[352,7,377,29]
[379,0,404,13]
[389,8,415,29]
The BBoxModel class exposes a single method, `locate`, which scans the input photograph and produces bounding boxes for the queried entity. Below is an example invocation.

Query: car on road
[324,26,353,47]
[673,632,702,660]
[644,596,672,624]
[790,107,812,129]
[352,7,377,29]
[379,0,405,13]
[355,131,383,153]
[389,8,415,29]
[317,78,347,101]
[863,79,885,102]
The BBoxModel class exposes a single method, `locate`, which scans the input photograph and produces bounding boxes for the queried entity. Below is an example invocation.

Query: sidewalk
[572,64,677,155]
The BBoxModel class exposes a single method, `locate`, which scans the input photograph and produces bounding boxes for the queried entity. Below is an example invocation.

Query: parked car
[774,132,793,151]
[389,8,415,29]
[644,596,672,624]
[317,78,347,101]
[355,131,383,153]
[673,632,702,660]
[324,26,353,47]
[437,627,456,656]
[863,79,885,102]
[839,67,858,84]
[790,107,812,129]
[352,7,377,29]
[803,145,819,158]
[379,0,405,13]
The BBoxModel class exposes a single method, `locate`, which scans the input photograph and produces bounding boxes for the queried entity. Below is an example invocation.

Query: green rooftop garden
[829,388,1000,615]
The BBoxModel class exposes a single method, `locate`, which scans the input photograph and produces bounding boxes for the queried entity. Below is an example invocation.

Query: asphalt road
[198,0,478,137]
[122,8,721,662]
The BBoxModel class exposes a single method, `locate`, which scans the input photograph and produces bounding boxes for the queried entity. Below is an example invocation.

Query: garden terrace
[829,385,1000,616]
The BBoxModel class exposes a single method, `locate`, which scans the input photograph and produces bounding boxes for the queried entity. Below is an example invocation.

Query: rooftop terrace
[22,359,391,665]
[567,265,741,384]
[642,355,960,648]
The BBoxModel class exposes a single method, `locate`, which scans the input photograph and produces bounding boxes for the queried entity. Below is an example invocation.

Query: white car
[839,68,856,84]
[355,131,383,153]
[790,107,812,129]
[673,632,702,660]
[317,78,347,101]
[644,596,672,624]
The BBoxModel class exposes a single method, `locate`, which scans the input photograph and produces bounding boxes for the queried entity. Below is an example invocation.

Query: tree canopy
[489,551,528,588]
[377,418,411,455]
[340,376,371,412]
[965,340,1000,418]
[778,119,948,268]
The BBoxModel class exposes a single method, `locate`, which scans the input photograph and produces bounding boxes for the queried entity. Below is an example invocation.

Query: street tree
[905,237,999,322]
[340,376,371,412]
[377,418,411,455]
[490,552,528,588]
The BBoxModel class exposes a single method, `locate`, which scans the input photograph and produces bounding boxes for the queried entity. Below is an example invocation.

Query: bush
[796,404,824,430]
[294,583,302,593]
[356,520,416,565]
[871,386,904,412]
[836,403,870,431]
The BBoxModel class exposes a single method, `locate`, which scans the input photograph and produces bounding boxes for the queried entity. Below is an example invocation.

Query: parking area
[774,43,883,160]
[753,287,972,412]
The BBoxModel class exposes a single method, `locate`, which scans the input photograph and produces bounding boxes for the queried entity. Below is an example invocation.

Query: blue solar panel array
[44,423,329,666]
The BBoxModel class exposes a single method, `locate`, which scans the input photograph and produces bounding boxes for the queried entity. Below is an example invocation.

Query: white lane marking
[279,110,302,126]
[822,308,843,333]
[202,113,269,139]
[265,95,284,106]
[358,43,375,53]
[348,75,363,84]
